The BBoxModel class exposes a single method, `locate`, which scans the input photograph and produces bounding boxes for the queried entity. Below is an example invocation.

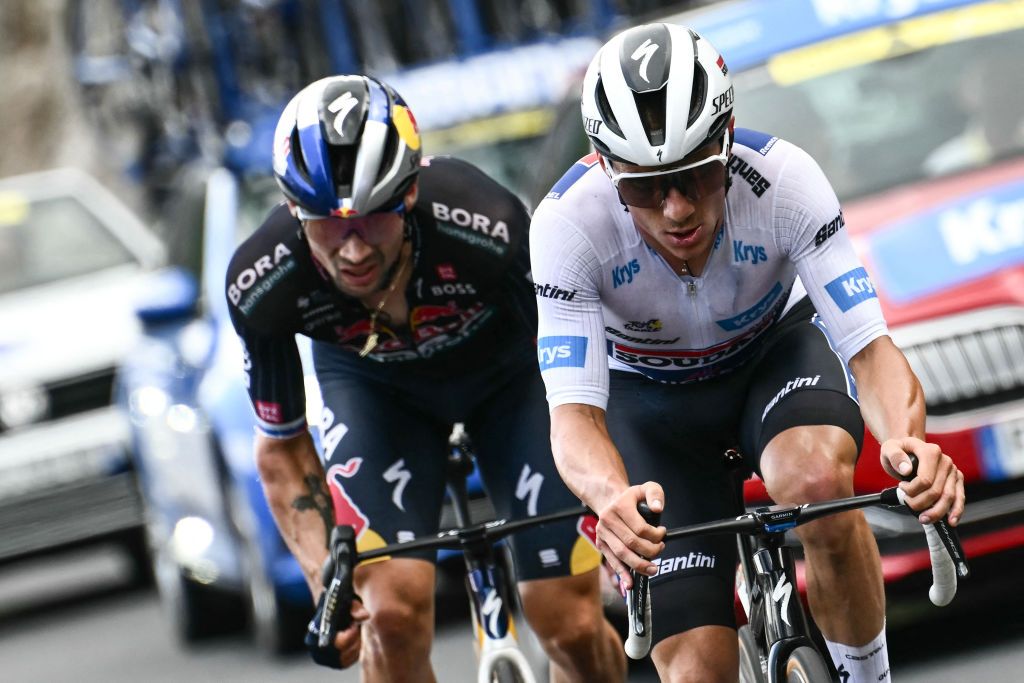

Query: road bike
[318,425,591,683]
[624,450,969,682]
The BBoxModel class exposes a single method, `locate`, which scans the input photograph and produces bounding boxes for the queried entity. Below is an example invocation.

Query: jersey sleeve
[225,265,308,440]
[773,146,889,362]
[529,207,610,410]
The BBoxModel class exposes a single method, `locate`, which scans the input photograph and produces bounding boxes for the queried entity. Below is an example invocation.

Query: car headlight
[130,386,170,418]
[0,384,49,429]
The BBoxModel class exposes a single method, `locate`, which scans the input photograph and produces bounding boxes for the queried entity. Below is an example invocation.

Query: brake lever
[900,454,970,579]
[319,525,356,647]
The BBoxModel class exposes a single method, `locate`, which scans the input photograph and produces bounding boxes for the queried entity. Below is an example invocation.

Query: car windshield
[0,193,137,295]
[733,19,1024,201]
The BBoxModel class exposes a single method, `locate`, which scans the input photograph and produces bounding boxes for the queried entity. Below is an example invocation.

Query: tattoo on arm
[292,474,335,546]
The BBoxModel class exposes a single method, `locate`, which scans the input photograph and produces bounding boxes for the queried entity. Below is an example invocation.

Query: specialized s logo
[515,465,543,517]
[825,267,877,312]
[630,38,659,83]
[537,336,587,370]
[327,91,359,137]
[733,240,767,265]
[772,574,794,626]
[612,259,640,288]
[383,459,412,512]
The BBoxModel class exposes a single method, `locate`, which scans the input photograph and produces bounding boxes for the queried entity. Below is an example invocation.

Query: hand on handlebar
[880,437,966,526]
[305,589,368,668]
[304,524,369,669]
[594,482,666,590]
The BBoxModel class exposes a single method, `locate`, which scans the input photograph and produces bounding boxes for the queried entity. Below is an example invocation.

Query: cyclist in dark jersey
[226,75,625,680]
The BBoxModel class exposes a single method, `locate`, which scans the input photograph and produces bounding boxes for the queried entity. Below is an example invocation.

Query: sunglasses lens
[617,163,726,208]
[616,177,663,208]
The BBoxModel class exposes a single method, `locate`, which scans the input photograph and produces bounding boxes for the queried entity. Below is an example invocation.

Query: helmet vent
[687,62,708,129]
[595,76,624,138]
[328,144,357,195]
[376,125,399,184]
[290,128,309,180]
[634,86,667,147]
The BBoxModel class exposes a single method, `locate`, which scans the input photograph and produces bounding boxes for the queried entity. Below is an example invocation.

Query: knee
[760,426,859,505]
[767,457,851,505]
[762,451,862,551]
[365,592,432,652]
[358,566,435,659]
[537,608,604,657]
[521,577,605,656]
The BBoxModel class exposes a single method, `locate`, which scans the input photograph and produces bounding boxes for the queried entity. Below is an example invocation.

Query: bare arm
[849,335,965,524]
[255,431,333,597]
[849,335,927,443]
[551,403,665,587]
[551,403,630,510]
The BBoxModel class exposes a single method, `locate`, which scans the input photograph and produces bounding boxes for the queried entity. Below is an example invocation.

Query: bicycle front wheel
[490,658,528,683]
[784,646,832,683]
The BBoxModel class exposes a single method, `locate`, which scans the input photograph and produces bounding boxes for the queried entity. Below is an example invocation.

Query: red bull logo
[327,464,369,535]
[570,514,601,575]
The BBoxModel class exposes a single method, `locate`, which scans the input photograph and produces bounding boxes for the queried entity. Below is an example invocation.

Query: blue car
[117,167,313,649]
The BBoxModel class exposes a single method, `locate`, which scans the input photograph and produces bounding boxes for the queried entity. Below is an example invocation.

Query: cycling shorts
[605,296,864,643]
[312,342,601,581]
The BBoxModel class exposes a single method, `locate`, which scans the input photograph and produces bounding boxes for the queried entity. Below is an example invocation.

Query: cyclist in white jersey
[530,22,966,683]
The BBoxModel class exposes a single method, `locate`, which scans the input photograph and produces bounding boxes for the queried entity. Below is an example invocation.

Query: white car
[0,168,165,567]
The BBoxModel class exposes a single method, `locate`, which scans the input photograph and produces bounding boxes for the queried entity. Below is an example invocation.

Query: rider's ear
[403,180,419,211]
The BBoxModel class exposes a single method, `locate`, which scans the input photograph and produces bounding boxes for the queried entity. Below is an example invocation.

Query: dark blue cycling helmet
[272,75,422,219]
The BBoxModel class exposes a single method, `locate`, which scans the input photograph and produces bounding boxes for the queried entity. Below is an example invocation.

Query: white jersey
[530,129,888,410]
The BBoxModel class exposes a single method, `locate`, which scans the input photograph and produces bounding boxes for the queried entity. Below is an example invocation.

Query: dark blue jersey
[225,156,537,436]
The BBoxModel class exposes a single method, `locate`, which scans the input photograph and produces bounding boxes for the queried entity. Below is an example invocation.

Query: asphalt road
[2,543,1023,683]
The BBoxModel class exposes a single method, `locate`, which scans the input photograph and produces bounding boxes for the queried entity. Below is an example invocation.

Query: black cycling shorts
[312,343,601,581]
[605,296,864,643]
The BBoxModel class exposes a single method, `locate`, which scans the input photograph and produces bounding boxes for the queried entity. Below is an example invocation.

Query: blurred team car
[536,0,1024,613]
[116,167,316,650]
[0,168,164,571]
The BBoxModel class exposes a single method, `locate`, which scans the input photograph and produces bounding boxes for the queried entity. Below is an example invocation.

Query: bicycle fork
[742,535,837,682]
[465,559,537,683]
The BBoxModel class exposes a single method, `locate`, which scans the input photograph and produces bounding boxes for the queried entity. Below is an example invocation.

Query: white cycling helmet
[581,22,734,166]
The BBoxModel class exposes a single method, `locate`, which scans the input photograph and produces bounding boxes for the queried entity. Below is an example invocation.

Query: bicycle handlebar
[319,505,591,636]
[624,483,970,658]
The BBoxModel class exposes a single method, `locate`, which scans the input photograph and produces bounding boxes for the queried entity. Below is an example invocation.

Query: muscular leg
[651,625,737,683]
[759,424,885,645]
[519,569,626,683]
[355,558,438,683]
